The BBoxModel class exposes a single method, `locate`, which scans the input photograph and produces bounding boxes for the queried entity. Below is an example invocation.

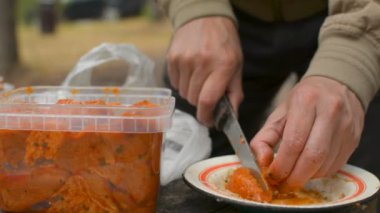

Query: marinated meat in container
[0,86,175,213]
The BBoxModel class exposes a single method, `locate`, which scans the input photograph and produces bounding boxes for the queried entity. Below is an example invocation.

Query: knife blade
[214,96,269,191]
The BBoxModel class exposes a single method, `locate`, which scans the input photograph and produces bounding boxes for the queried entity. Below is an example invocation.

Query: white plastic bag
[62,43,212,185]
[161,110,211,185]
[62,43,156,87]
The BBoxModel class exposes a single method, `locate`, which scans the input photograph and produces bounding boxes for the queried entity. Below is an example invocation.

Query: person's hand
[167,17,244,126]
[251,76,364,190]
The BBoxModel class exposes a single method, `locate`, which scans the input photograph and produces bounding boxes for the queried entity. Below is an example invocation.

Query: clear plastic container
[0,86,175,213]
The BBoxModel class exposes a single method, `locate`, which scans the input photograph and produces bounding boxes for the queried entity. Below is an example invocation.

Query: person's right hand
[167,17,244,126]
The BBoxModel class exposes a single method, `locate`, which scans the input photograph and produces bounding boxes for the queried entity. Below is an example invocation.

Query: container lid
[0,86,175,133]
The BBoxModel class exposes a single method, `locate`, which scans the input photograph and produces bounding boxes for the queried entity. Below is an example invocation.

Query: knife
[214,96,269,191]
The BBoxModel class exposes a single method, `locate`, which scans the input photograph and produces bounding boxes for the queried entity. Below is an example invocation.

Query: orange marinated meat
[54,131,115,173]
[225,167,272,202]
[25,130,115,172]
[97,132,162,211]
[122,101,165,133]
[57,99,120,106]
[0,130,29,168]
[101,132,161,164]
[132,100,158,108]
[102,133,150,164]
[25,131,65,166]
[0,166,69,212]
[226,167,325,205]
[122,100,159,117]
[149,133,163,175]
[56,98,112,116]
[56,99,81,105]
[270,190,323,205]
[0,99,163,212]
[48,171,118,213]
[91,159,159,211]
[101,132,163,175]
[56,99,121,116]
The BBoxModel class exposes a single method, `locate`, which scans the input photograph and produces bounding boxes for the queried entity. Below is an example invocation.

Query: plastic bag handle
[62,43,156,87]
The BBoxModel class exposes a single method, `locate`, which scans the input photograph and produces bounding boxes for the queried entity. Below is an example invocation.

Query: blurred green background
[2,0,171,87]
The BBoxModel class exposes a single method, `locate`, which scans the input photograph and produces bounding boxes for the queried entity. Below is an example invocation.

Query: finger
[187,66,210,106]
[167,52,179,90]
[251,103,287,167]
[326,96,363,176]
[227,70,244,116]
[178,60,193,99]
[282,114,335,189]
[268,97,316,184]
[313,108,346,178]
[197,70,232,127]
[326,129,359,177]
[326,145,355,177]
[312,128,342,178]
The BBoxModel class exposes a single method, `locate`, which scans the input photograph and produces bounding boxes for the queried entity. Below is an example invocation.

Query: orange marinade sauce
[0,99,162,213]
[225,167,324,205]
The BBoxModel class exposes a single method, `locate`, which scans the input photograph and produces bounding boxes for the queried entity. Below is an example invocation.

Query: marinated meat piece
[56,99,81,105]
[0,130,29,168]
[48,171,118,213]
[225,167,272,202]
[110,187,138,212]
[57,99,114,106]
[0,166,69,212]
[226,167,325,205]
[55,131,114,173]
[25,131,65,165]
[124,101,163,132]
[132,100,158,108]
[25,131,114,172]
[56,99,120,116]
[101,132,163,174]
[101,133,151,164]
[91,159,159,211]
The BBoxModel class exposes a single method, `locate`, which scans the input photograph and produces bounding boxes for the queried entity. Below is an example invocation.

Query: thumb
[250,103,287,167]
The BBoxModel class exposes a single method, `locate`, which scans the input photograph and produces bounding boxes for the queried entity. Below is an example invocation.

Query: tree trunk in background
[0,0,18,76]
[148,0,163,21]
[39,0,57,34]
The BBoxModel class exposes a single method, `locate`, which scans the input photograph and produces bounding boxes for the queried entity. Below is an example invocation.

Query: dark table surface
[157,179,240,213]
[157,179,379,213]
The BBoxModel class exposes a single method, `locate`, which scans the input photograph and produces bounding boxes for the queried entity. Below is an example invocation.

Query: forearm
[156,0,237,30]
[303,0,380,110]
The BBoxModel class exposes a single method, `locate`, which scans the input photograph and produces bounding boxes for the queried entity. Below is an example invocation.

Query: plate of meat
[183,155,379,212]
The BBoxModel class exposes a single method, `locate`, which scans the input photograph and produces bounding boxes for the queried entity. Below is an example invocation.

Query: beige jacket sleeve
[303,0,380,110]
[157,0,236,30]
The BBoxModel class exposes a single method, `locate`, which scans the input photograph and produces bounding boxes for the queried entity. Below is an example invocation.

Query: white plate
[183,155,380,210]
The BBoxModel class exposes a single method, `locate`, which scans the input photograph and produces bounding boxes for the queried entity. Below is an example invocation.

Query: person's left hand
[250,76,364,190]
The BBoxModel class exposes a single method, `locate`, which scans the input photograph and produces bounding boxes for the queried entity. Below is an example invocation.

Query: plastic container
[0,86,175,213]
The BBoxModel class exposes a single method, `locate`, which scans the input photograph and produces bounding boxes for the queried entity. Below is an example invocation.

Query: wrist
[167,0,237,30]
